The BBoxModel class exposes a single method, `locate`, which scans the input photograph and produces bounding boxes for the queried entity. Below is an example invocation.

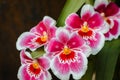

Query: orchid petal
[16,32,36,51]
[65,13,83,29]
[80,45,91,57]
[70,52,88,79]
[105,2,119,17]
[67,33,85,49]
[18,65,31,80]
[35,21,47,35]
[43,16,56,26]
[46,38,64,53]
[51,57,70,80]
[109,19,120,39]
[20,50,32,64]
[88,13,104,30]
[81,4,95,21]
[94,0,108,11]
[56,28,70,43]
[37,57,50,70]
[88,32,105,55]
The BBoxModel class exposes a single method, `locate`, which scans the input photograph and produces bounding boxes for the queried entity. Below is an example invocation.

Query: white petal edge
[43,16,56,26]
[94,0,108,9]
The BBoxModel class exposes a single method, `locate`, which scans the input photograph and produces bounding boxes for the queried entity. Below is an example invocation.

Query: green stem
[56,0,85,26]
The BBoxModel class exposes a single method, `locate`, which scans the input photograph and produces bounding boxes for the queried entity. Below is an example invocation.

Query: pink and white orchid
[65,5,105,55]
[16,16,56,51]
[46,28,90,80]
[94,0,120,40]
[18,50,51,80]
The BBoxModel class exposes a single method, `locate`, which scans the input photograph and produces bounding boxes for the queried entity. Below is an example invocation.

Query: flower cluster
[16,0,120,80]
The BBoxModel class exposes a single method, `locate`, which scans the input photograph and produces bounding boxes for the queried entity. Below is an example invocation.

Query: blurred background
[0,0,120,80]
[0,0,65,80]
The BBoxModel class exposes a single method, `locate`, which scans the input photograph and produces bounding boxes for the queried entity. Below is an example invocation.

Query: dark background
[0,0,120,80]
[0,0,65,80]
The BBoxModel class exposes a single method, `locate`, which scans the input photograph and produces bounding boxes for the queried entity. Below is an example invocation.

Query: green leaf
[56,0,85,26]
[31,47,45,59]
[96,39,120,80]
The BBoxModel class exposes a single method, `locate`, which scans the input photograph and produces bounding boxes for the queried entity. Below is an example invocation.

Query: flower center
[81,22,89,33]
[35,31,48,44]
[32,62,40,69]
[63,46,71,55]
[28,61,41,77]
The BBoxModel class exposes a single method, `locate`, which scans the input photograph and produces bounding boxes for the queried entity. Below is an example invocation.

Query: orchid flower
[17,50,51,80]
[94,0,120,40]
[46,28,91,80]
[65,4,105,55]
[16,16,56,51]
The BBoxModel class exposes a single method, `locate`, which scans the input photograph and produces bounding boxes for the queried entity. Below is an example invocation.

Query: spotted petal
[67,33,85,49]
[88,13,104,30]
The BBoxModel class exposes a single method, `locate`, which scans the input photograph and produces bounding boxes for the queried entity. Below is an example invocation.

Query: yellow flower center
[81,22,89,33]
[63,46,71,55]
[40,32,48,42]
[32,62,40,69]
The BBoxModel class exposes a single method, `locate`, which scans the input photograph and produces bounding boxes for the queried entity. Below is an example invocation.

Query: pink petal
[105,2,119,17]
[20,50,32,64]
[43,16,56,26]
[48,26,56,40]
[81,4,95,21]
[94,0,108,12]
[80,45,91,57]
[35,21,47,35]
[67,33,85,49]
[44,71,52,80]
[88,13,104,30]
[46,38,64,53]
[56,28,70,44]
[109,19,120,39]
[18,65,31,80]
[65,13,83,29]
[88,32,105,55]
[51,57,70,80]
[70,52,88,79]
[16,32,36,50]
[37,57,50,70]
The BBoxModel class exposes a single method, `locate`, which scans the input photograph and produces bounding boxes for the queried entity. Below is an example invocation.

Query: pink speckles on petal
[88,13,103,29]
[36,21,47,35]
[16,32,36,51]
[65,13,83,29]
[67,33,85,49]
[47,39,64,53]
